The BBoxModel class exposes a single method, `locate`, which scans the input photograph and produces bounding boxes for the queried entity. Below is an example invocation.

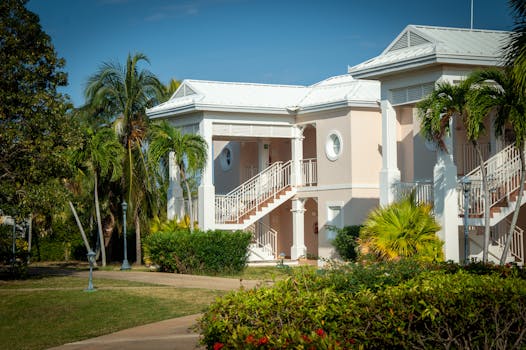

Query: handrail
[493,220,524,263]
[247,221,277,259]
[215,160,293,224]
[393,181,433,205]
[459,144,523,217]
[301,158,317,187]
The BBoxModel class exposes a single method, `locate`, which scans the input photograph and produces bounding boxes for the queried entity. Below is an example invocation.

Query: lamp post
[462,177,472,265]
[85,250,97,292]
[121,200,131,270]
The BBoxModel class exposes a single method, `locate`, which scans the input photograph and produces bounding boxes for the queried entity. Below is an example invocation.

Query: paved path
[32,268,269,350]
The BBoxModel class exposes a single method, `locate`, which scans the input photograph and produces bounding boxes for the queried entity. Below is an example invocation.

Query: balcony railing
[301,158,317,187]
[393,181,433,205]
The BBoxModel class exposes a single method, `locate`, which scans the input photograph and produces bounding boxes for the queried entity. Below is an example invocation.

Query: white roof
[348,25,512,78]
[147,75,380,118]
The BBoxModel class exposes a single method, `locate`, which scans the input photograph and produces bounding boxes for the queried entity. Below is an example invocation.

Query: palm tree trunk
[134,207,142,265]
[68,201,91,252]
[500,144,526,265]
[180,167,194,232]
[94,173,106,266]
[475,143,491,263]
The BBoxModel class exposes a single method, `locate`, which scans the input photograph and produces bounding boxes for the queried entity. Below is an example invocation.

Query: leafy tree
[72,127,123,266]
[148,120,207,230]
[84,52,163,264]
[467,68,526,264]
[505,0,526,96]
[417,79,493,263]
[360,193,443,262]
[0,0,80,220]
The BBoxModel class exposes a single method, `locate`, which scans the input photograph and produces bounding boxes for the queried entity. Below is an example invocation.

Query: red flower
[301,334,311,343]
[316,328,325,337]
[213,342,224,350]
[257,336,269,345]
[246,335,256,344]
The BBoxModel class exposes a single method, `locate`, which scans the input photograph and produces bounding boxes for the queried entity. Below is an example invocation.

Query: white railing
[492,220,524,264]
[215,160,292,224]
[459,144,522,217]
[246,221,277,258]
[462,142,491,175]
[393,181,433,205]
[301,158,317,187]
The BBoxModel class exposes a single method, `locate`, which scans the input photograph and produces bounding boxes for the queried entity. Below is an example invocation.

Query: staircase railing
[459,144,522,217]
[246,221,278,259]
[493,220,524,264]
[215,160,292,224]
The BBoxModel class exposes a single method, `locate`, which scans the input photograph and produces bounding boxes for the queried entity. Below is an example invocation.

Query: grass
[0,276,225,350]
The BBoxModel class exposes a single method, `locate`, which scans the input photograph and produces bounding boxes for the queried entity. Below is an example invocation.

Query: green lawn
[0,276,225,350]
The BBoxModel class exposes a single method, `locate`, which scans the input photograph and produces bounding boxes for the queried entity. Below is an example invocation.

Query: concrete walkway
[36,268,269,350]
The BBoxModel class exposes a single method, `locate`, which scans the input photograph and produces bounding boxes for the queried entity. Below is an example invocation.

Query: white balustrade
[393,181,433,205]
[301,158,317,187]
[246,221,278,258]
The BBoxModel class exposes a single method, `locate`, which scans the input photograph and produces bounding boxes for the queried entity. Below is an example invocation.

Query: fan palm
[72,127,123,266]
[417,79,493,263]
[148,120,207,231]
[84,52,163,264]
[505,0,526,96]
[467,67,526,264]
[360,193,443,262]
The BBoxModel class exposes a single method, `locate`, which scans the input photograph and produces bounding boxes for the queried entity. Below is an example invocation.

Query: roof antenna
[470,0,474,29]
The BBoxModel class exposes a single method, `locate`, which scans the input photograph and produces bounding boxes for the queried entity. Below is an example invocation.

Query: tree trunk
[27,213,32,264]
[94,173,106,266]
[500,144,525,265]
[475,143,491,263]
[68,201,91,252]
[180,167,194,232]
[134,207,142,265]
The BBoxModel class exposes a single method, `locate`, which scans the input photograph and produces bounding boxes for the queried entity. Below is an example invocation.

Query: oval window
[325,131,343,161]
[220,146,233,171]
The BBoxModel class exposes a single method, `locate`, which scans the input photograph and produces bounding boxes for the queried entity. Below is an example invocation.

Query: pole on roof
[470,0,474,29]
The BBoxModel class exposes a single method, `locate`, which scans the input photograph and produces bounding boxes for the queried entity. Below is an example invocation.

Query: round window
[325,131,343,161]
[220,146,233,171]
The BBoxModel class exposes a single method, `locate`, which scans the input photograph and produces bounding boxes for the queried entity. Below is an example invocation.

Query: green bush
[145,229,252,275]
[332,225,361,261]
[199,262,526,349]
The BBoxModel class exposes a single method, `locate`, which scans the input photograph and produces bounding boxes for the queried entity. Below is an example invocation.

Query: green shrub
[199,263,526,349]
[145,229,252,275]
[332,225,361,261]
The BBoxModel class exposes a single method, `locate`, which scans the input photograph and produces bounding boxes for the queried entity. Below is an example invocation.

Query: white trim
[325,130,343,161]
[219,145,233,171]
[297,183,379,192]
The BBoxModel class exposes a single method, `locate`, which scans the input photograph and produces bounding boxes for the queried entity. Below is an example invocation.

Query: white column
[198,119,215,230]
[291,126,304,187]
[167,152,184,221]
[380,100,401,206]
[290,198,306,259]
[433,121,460,262]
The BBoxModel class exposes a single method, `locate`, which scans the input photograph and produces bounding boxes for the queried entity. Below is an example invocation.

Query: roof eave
[298,99,379,114]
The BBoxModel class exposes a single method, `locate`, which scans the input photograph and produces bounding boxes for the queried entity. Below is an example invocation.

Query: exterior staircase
[215,160,297,230]
[246,221,278,261]
[458,144,525,265]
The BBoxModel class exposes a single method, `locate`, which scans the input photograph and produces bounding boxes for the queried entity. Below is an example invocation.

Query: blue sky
[28,0,515,107]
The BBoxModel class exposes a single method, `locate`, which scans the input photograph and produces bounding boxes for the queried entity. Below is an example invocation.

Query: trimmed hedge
[145,229,252,275]
[199,262,526,349]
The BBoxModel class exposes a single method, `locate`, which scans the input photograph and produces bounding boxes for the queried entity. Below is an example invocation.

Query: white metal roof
[147,75,380,118]
[348,25,512,79]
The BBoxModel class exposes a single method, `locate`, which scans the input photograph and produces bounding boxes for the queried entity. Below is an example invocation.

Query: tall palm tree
[467,67,526,264]
[72,127,123,266]
[505,0,526,96]
[148,120,207,230]
[85,52,163,264]
[417,79,493,263]
[360,193,443,262]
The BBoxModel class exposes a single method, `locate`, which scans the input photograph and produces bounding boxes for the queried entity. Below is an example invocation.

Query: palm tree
[159,78,181,102]
[85,52,163,264]
[467,67,526,264]
[360,193,443,262]
[417,79,493,263]
[72,127,123,266]
[505,0,526,96]
[148,120,207,230]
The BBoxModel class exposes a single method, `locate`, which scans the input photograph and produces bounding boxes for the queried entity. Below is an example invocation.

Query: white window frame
[325,130,343,161]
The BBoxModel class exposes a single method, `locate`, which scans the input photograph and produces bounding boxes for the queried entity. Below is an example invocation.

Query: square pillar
[198,119,215,230]
[167,152,184,221]
[380,100,401,206]
[291,126,304,187]
[290,198,306,259]
[433,122,460,262]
